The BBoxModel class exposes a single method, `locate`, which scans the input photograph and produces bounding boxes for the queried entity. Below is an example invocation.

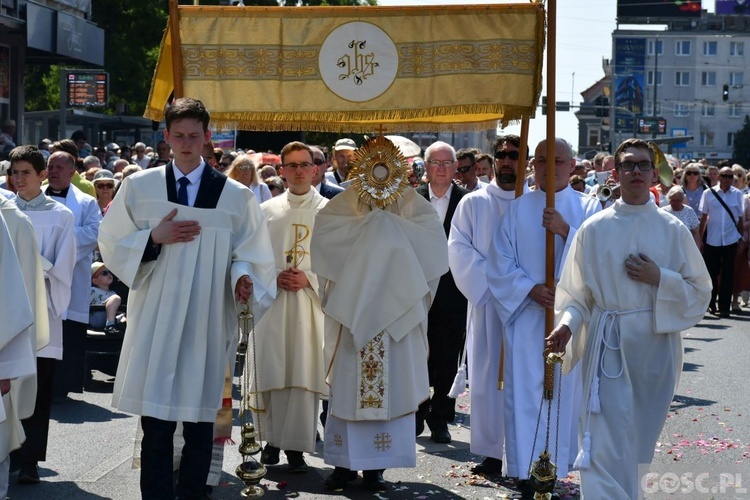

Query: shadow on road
[50,399,132,424]
[682,362,702,372]
[670,394,716,410]
[8,479,111,499]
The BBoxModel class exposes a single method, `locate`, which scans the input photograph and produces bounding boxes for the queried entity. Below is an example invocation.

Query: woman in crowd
[92,169,117,215]
[681,163,705,217]
[264,175,285,197]
[661,186,701,248]
[226,153,273,204]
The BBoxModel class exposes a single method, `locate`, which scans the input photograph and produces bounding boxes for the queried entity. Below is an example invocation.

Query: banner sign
[145,4,545,132]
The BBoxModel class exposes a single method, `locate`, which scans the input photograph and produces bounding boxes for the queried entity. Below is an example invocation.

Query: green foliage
[24,66,61,111]
[733,115,750,167]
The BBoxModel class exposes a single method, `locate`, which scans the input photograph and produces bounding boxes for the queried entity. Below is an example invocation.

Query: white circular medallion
[319,21,398,103]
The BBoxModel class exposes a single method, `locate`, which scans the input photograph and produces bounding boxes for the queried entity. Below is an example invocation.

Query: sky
[378,0,719,154]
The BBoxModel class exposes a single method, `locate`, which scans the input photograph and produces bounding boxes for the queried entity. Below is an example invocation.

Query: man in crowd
[474,153,494,182]
[454,148,487,192]
[546,138,711,498]
[132,142,151,170]
[415,141,469,444]
[253,141,328,473]
[98,97,277,499]
[325,138,356,187]
[311,147,448,492]
[699,165,745,317]
[489,138,600,487]
[43,150,101,399]
[149,140,172,169]
[310,146,344,199]
[448,134,528,475]
[8,146,77,484]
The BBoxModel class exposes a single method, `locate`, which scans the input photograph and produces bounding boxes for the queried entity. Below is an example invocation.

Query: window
[674,103,690,117]
[676,40,691,55]
[728,132,735,148]
[701,71,716,86]
[730,104,743,117]
[648,39,663,56]
[702,103,715,117]
[700,131,715,147]
[588,127,600,147]
[645,102,662,116]
[647,70,663,86]
[730,72,744,86]
[703,41,718,56]
[675,71,690,86]
[730,41,744,56]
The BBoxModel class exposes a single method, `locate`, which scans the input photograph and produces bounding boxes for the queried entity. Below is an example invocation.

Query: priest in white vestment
[489,139,600,483]
[311,158,448,491]
[251,142,328,472]
[0,199,48,494]
[98,98,277,499]
[7,146,77,484]
[547,139,712,499]
[448,134,529,475]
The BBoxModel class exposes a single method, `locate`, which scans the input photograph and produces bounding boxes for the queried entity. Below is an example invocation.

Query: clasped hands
[277,267,309,292]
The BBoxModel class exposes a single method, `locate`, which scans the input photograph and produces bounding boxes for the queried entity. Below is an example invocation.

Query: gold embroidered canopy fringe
[145,3,545,133]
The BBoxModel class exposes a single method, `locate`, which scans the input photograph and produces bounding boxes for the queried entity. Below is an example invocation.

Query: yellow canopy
[145,4,545,133]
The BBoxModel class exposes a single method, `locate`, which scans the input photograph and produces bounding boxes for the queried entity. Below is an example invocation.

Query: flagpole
[543,0,557,401]
[169,0,184,99]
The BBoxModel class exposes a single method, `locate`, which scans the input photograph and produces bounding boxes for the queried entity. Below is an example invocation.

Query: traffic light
[595,96,610,117]
[723,84,729,101]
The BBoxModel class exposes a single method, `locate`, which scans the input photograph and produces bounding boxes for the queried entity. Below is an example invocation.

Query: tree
[733,115,750,167]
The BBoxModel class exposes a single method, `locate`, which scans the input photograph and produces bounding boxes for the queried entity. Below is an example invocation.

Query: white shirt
[173,162,205,207]
[428,183,453,223]
[699,185,744,246]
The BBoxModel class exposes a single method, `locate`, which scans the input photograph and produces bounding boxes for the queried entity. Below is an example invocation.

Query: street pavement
[7,309,748,500]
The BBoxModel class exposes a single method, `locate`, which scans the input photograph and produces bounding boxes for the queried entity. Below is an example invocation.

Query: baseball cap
[334,138,356,151]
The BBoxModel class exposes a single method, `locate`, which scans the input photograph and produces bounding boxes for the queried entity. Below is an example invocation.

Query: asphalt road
[7,309,748,500]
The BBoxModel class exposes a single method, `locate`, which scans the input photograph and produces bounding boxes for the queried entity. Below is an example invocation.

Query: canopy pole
[169,0,184,99]
[543,0,557,401]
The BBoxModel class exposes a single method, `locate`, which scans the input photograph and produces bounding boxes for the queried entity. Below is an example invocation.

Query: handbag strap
[709,186,738,227]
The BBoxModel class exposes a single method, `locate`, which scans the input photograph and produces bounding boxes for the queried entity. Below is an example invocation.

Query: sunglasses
[685,171,700,176]
[313,159,326,166]
[96,183,115,189]
[95,269,112,278]
[494,150,519,161]
[720,174,734,179]
[456,164,474,174]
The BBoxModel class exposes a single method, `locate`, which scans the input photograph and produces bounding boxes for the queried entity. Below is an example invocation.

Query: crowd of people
[0,98,723,500]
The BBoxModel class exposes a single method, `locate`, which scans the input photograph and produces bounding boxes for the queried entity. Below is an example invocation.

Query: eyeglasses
[282,162,313,170]
[456,164,474,174]
[685,171,700,176]
[617,161,654,172]
[313,159,326,166]
[494,150,520,161]
[269,185,281,191]
[720,174,735,179]
[426,160,455,168]
[96,183,115,189]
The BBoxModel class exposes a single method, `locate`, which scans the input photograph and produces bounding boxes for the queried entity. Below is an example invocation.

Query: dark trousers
[11,357,55,464]
[417,315,465,424]
[140,416,214,500]
[704,242,738,313]
[52,319,88,397]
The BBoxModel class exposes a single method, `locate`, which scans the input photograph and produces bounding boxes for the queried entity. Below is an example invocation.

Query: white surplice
[0,205,41,459]
[99,170,277,422]
[16,194,77,360]
[489,186,600,479]
[311,188,447,470]
[43,185,101,324]
[556,200,711,499]
[249,189,328,452]
[448,181,526,460]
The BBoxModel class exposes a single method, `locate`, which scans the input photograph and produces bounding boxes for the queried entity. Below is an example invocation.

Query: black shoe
[324,467,357,492]
[708,304,718,315]
[428,420,452,444]
[362,469,387,492]
[18,463,40,485]
[285,451,309,473]
[260,445,280,465]
[415,415,425,437]
[471,457,503,475]
[719,311,730,318]
[103,324,122,337]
